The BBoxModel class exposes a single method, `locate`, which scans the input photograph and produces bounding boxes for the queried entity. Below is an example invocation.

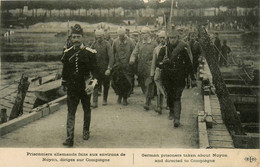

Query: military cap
[117,27,126,35]
[141,26,151,34]
[71,24,83,35]
[158,31,166,38]
[132,31,139,36]
[95,29,104,37]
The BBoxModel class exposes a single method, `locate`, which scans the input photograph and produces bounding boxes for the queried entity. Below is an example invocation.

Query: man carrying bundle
[157,29,196,127]
[111,27,135,105]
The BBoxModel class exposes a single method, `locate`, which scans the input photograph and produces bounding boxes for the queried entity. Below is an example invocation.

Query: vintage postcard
[0,0,259,166]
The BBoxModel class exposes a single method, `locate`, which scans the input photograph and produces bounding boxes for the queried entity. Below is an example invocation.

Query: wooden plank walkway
[199,57,235,149]
[207,86,234,148]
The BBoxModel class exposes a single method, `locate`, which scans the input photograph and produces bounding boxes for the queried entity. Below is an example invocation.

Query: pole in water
[1,108,7,124]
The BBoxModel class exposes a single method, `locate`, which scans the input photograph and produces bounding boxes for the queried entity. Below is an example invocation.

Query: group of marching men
[61,23,201,147]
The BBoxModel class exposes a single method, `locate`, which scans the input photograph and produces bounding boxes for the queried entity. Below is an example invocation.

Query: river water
[1,30,259,83]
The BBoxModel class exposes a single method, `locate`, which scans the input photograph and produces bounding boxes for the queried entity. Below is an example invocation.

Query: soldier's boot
[159,94,164,114]
[103,89,108,106]
[144,97,151,111]
[165,96,170,110]
[117,95,122,104]
[62,139,73,147]
[98,85,102,96]
[173,100,181,127]
[83,130,90,140]
[122,95,128,106]
[186,77,189,89]
[168,108,174,120]
[155,95,162,114]
[103,98,107,106]
[174,119,180,127]
[92,88,98,108]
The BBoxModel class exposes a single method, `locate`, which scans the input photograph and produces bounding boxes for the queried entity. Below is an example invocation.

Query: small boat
[30,75,96,108]
[29,74,66,108]
[33,79,66,102]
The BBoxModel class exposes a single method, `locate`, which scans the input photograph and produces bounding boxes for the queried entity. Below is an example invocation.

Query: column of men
[61,24,200,147]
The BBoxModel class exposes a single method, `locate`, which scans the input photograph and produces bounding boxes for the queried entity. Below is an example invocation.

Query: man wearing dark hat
[61,24,98,147]
[189,31,202,74]
[156,29,196,127]
[214,32,221,63]
[220,39,231,66]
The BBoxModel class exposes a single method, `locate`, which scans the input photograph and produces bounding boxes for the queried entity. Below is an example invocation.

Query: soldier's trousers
[93,74,110,103]
[163,84,184,121]
[66,89,91,142]
[154,68,166,97]
[154,68,166,108]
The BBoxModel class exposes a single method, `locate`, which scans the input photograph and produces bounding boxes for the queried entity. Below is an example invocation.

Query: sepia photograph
[0,0,259,166]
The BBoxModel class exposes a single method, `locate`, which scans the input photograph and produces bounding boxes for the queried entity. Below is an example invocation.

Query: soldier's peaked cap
[158,31,166,38]
[71,24,83,35]
[117,27,126,35]
[141,26,151,34]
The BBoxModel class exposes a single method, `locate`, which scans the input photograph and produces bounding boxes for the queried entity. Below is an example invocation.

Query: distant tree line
[1,0,258,11]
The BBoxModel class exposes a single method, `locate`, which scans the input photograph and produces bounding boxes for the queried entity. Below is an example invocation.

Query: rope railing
[198,26,245,135]
[212,41,254,88]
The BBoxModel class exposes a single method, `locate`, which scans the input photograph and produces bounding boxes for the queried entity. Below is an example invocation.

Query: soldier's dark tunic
[214,37,221,62]
[220,44,231,66]
[189,40,202,73]
[157,41,195,121]
[61,45,98,143]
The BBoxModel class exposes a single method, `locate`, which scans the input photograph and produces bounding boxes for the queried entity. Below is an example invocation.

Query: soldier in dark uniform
[214,32,221,63]
[189,31,202,74]
[220,39,231,66]
[157,29,196,127]
[61,24,98,147]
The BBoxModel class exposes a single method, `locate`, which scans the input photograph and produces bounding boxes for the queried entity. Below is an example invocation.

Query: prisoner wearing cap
[141,26,151,34]
[71,24,83,35]
[95,29,104,37]
[117,27,126,36]
[158,31,166,38]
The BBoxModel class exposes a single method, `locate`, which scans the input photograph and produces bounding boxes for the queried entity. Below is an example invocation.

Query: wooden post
[9,75,30,120]
[0,108,7,124]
